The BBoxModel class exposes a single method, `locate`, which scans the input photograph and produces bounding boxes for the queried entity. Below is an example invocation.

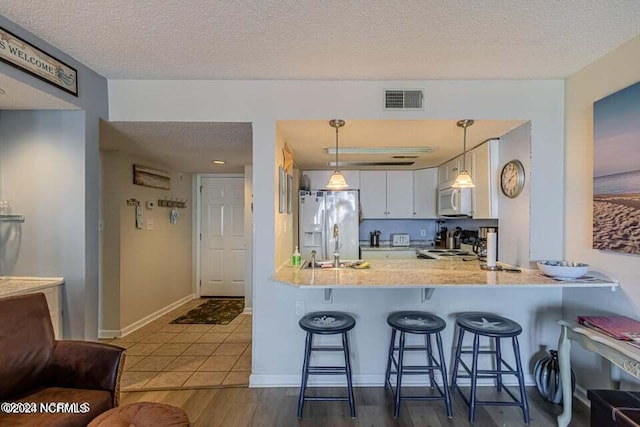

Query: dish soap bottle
[292,246,301,267]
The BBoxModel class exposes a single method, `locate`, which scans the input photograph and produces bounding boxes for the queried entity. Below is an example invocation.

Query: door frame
[194,173,246,299]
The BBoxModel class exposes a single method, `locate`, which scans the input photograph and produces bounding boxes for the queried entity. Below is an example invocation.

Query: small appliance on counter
[369,230,381,247]
[391,233,410,247]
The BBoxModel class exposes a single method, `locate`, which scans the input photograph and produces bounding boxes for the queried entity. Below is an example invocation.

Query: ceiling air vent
[384,89,423,110]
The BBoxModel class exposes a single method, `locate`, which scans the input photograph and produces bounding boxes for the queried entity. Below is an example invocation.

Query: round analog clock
[500,160,525,198]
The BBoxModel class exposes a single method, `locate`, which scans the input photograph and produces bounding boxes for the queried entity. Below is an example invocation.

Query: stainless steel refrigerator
[299,190,360,261]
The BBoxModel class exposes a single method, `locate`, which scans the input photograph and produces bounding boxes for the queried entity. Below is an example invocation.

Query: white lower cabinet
[361,249,416,259]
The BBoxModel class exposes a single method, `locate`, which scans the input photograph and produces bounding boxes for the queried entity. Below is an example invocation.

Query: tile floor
[105,298,252,391]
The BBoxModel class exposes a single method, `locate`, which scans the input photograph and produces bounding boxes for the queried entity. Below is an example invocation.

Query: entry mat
[171,297,245,324]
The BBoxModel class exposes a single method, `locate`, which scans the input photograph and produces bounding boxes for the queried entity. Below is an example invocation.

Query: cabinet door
[438,164,448,185]
[361,250,416,259]
[359,171,387,219]
[386,171,414,218]
[413,168,438,218]
[470,140,499,219]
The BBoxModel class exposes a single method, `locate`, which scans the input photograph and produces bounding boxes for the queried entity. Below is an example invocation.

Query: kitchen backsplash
[359,218,498,242]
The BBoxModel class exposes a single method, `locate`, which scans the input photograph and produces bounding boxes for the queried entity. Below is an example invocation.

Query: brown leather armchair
[0,293,125,427]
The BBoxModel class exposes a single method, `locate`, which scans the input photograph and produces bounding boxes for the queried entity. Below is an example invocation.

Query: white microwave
[437,185,473,217]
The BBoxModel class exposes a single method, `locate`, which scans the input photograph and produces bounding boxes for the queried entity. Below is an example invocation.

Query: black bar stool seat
[451,312,530,424]
[297,311,356,419]
[385,311,452,419]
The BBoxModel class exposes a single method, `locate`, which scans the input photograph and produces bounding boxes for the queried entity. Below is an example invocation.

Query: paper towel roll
[486,231,497,267]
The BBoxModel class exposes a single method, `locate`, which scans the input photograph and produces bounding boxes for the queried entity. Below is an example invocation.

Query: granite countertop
[360,241,433,251]
[272,259,618,290]
[0,276,65,298]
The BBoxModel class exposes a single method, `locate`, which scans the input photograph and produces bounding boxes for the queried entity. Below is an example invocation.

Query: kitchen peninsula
[273,258,617,291]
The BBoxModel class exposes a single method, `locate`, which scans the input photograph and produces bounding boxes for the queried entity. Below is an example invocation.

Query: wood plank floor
[121,386,589,426]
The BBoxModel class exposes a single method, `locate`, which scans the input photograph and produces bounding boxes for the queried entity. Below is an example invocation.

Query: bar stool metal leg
[425,334,435,389]
[297,332,313,418]
[436,332,453,418]
[450,328,465,390]
[384,329,397,390]
[342,332,356,419]
[393,332,406,418]
[512,336,531,424]
[469,334,480,423]
[495,337,503,392]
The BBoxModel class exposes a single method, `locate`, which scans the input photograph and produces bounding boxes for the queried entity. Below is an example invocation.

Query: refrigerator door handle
[321,213,327,260]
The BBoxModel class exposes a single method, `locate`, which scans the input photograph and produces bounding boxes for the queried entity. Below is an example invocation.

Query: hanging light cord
[462,123,467,171]
[335,125,339,170]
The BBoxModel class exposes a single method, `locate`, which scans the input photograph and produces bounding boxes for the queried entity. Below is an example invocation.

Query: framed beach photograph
[278,166,285,213]
[593,80,640,254]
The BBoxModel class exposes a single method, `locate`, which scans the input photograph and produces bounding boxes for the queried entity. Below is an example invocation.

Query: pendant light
[326,119,349,189]
[452,119,476,188]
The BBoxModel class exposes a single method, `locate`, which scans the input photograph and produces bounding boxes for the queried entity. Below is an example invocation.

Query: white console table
[557,319,640,427]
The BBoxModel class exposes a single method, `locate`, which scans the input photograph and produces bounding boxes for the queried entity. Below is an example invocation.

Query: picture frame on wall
[593,80,640,254]
[286,174,293,214]
[278,166,285,213]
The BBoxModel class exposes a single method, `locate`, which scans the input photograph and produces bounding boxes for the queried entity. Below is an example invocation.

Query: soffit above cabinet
[280,119,524,170]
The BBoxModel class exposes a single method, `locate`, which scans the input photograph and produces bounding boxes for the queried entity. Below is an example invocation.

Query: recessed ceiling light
[324,147,435,155]
[212,160,226,165]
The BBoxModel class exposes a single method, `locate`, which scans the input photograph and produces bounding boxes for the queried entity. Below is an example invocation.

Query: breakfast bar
[273,258,618,294]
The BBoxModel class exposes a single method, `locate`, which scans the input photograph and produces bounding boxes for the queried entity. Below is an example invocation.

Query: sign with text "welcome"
[0,26,77,96]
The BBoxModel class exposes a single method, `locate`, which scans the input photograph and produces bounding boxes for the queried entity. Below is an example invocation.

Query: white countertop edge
[0,276,64,283]
[273,280,618,290]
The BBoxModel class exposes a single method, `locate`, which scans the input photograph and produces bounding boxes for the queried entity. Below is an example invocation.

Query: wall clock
[500,160,525,198]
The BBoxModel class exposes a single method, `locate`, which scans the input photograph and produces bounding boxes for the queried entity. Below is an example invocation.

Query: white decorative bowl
[537,261,589,279]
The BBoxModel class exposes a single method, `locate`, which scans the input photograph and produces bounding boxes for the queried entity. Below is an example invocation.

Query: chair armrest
[47,341,125,405]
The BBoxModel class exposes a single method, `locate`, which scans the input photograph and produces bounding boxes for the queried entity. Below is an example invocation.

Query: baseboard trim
[99,294,195,339]
[574,384,590,408]
[250,373,535,388]
[243,307,253,314]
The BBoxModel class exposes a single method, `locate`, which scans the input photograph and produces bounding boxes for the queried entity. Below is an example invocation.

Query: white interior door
[200,177,245,296]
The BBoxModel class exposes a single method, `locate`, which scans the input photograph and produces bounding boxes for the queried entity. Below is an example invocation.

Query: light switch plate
[295,301,305,316]
[146,219,154,230]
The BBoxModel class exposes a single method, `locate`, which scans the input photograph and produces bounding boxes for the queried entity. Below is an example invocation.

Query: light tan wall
[100,151,122,332]
[101,150,193,331]
[564,34,640,389]
[274,125,294,268]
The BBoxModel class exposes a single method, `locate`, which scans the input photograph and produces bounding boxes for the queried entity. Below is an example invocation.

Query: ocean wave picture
[593,80,640,254]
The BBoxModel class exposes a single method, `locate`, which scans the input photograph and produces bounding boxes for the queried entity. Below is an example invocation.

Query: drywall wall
[0,110,87,339]
[0,16,108,340]
[109,78,565,386]
[564,34,640,391]
[100,150,193,332]
[498,122,532,267]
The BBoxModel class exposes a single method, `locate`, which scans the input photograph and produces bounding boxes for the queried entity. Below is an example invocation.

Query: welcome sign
[0,27,77,96]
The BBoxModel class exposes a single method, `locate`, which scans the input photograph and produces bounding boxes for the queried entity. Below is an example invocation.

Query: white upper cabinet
[413,168,438,218]
[360,170,413,219]
[302,170,360,190]
[359,171,388,218]
[470,139,499,219]
[438,157,461,187]
[386,171,414,218]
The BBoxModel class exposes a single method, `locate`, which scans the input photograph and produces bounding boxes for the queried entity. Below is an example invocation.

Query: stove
[417,249,474,260]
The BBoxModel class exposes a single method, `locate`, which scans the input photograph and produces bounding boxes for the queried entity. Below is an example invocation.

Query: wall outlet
[420,229,427,237]
[295,301,305,316]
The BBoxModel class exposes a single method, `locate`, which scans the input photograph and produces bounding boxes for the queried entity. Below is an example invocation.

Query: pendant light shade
[326,119,348,189]
[452,119,476,189]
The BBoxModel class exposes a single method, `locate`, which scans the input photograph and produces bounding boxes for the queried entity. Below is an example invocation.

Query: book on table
[577,316,640,347]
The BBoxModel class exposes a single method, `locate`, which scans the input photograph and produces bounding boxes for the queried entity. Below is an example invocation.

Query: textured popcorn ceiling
[100,121,252,173]
[1,1,639,79]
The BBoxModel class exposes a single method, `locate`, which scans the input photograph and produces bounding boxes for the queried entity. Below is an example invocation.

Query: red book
[577,315,640,341]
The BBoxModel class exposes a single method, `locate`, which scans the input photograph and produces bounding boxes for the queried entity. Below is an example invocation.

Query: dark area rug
[171,298,245,324]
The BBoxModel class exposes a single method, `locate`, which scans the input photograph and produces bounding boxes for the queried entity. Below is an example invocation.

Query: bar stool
[384,311,453,418]
[450,312,530,424]
[297,311,356,419]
